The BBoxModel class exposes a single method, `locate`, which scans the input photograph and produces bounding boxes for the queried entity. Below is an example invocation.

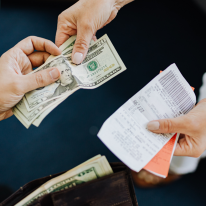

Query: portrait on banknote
[48,57,78,96]
[24,56,78,110]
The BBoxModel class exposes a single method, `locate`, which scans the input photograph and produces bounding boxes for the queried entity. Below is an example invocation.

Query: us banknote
[15,155,113,206]
[46,35,94,63]
[45,35,77,63]
[13,34,127,128]
[13,92,72,128]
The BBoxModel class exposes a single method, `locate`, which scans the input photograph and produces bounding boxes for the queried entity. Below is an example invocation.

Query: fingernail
[50,68,60,80]
[73,52,83,64]
[147,121,160,130]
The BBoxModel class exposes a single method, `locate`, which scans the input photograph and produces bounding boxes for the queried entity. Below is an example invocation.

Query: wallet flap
[1,162,138,206]
[52,171,133,206]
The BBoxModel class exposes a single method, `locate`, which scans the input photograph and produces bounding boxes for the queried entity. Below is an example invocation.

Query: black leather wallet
[1,163,138,206]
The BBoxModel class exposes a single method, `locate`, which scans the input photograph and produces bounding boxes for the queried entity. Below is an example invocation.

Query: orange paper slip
[144,133,179,178]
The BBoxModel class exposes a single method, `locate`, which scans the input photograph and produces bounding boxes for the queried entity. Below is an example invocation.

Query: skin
[0,36,61,121]
[147,99,206,157]
[0,0,205,162]
[55,0,206,158]
[56,0,134,63]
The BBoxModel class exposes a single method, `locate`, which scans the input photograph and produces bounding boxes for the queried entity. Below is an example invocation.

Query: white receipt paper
[98,64,196,172]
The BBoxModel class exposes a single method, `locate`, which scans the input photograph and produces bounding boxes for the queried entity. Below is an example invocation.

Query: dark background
[1,0,206,205]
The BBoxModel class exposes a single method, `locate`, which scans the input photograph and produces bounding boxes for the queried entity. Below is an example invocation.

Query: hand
[56,0,133,64]
[0,36,61,121]
[147,99,206,157]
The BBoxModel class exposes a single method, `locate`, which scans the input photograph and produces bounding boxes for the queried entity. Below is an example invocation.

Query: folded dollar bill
[15,155,113,206]
[13,34,127,128]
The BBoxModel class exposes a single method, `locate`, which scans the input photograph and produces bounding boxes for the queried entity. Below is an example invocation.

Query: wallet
[1,162,138,206]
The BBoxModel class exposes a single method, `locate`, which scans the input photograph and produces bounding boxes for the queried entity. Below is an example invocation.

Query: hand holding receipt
[98,64,196,173]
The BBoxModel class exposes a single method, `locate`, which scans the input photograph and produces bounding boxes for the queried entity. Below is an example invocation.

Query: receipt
[144,133,179,178]
[98,64,196,172]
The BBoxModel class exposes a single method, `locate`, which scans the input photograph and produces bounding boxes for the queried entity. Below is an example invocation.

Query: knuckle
[27,35,37,39]
[163,119,173,133]
[35,73,44,87]
[22,36,35,45]
[75,37,89,50]
[81,21,92,32]
[25,36,33,41]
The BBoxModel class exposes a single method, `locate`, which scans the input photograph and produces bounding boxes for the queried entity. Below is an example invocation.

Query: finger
[4,109,13,120]
[104,9,118,27]
[92,35,97,42]
[28,52,50,68]
[55,21,77,47]
[146,115,189,134]
[15,36,61,56]
[20,67,60,93]
[100,9,118,30]
[174,136,204,157]
[72,22,94,64]
[0,110,13,121]
[55,32,71,48]
[22,52,51,75]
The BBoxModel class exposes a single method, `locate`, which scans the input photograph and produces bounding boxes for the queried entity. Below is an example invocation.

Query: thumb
[72,23,94,64]
[21,67,60,93]
[146,116,188,134]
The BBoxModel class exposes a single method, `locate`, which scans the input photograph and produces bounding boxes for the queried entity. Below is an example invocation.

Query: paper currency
[46,36,94,63]
[13,34,126,128]
[32,95,68,127]
[15,155,113,206]
[23,55,78,112]
[98,64,196,172]
[13,93,71,128]
[45,35,77,63]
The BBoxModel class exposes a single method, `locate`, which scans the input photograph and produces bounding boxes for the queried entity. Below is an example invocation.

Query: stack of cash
[15,155,113,206]
[13,34,127,128]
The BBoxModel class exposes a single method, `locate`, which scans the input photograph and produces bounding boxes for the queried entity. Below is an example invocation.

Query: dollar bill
[32,95,69,127]
[13,93,71,128]
[46,36,94,63]
[59,35,77,52]
[14,34,127,128]
[64,35,126,89]
[23,55,79,111]
[15,155,113,206]
[45,35,77,63]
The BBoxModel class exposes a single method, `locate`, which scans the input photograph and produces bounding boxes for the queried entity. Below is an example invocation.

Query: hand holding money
[56,0,134,64]
[13,34,127,128]
[0,36,61,121]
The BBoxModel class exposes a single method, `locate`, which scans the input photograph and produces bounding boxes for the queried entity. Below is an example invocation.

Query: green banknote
[15,155,113,206]
[13,34,127,128]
